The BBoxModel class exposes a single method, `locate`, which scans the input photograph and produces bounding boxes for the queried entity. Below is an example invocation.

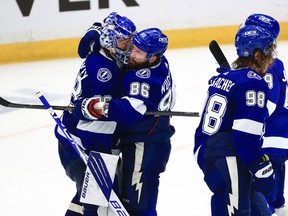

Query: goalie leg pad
[80,151,119,207]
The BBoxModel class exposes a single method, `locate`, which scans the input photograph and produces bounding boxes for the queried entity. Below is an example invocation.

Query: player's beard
[128,58,151,70]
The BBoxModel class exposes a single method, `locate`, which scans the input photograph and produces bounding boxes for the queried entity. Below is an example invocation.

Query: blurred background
[1,0,288,64]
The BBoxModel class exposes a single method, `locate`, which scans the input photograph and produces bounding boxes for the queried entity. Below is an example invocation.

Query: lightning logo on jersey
[132,142,144,203]
[226,157,239,216]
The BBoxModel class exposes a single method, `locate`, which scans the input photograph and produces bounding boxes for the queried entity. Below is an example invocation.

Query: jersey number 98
[202,91,265,135]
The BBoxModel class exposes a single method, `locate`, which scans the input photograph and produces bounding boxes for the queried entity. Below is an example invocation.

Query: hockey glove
[249,154,275,195]
[87,98,104,119]
[78,22,102,58]
[72,97,103,120]
[88,98,109,118]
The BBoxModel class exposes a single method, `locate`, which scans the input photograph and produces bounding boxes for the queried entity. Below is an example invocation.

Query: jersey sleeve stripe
[122,96,147,115]
[266,99,277,116]
[77,120,117,134]
[262,136,288,149]
[232,119,263,135]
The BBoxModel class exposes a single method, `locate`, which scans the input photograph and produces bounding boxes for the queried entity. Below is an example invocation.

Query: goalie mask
[100,12,136,64]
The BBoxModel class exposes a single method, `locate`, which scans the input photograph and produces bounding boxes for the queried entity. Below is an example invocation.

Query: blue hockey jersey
[194,68,269,169]
[107,55,176,143]
[262,58,288,156]
[54,49,124,154]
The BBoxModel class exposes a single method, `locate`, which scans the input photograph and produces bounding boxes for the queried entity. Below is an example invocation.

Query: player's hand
[216,66,230,73]
[71,97,106,120]
[78,22,102,58]
[88,98,104,118]
[249,154,275,195]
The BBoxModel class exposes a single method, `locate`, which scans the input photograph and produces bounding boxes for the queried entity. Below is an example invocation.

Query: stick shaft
[209,40,231,68]
[0,96,199,117]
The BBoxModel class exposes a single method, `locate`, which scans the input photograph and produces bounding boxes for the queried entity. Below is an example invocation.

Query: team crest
[136,68,151,79]
[97,68,112,82]
[247,71,261,80]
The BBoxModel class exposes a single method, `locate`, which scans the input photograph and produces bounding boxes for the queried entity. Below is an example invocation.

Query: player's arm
[105,73,155,121]
[86,77,150,122]
[86,73,175,122]
[232,81,268,165]
[106,96,147,122]
[77,95,146,122]
[232,81,274,195]
[78,22,102,58]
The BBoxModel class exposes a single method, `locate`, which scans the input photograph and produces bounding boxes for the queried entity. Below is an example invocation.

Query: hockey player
[54,12,136,216]
[194,25,276,216]
[86,28,176,216]
[245,14,288,216]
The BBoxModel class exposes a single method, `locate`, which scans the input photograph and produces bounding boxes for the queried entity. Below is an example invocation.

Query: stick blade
[0,97,10,107]
[209,40,230,68]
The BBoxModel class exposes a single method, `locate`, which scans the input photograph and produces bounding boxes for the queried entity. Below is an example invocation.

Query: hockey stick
[145,110,199,117]
[0,97,74,111]
[36,91,130,216]
[0,96,199,117]
[209,40,231,68]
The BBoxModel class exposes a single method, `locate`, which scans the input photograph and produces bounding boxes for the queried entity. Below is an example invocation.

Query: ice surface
[0,43,287,215]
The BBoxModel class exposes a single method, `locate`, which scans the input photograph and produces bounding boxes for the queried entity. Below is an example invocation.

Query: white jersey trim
[266,100,277,116]
[262,136,288,149]
[226,156,239,214]
[77,120,117,134]
[132,142,144,203]
[122,96,147,115]
[232,119,263,135]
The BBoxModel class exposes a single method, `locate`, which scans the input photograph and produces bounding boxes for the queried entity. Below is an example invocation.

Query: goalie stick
[209,40,231,68]
[36,91,130,216]
[0,96,199,117]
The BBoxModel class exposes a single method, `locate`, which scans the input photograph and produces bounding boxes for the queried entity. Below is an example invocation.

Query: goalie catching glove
[249,154,275,195]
